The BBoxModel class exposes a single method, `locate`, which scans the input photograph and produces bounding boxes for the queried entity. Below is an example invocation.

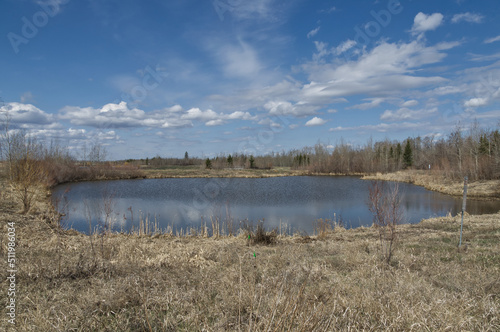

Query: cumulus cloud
[0,102,58,128]
[464,97,488,108]
[305,117,326,126]
[411,12,444,34]
[60,101,256,129]
[451,12,484,24]
[264,100,320,117]
[181,107,255,126]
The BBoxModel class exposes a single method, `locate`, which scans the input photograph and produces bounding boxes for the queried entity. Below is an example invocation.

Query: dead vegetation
[0,180,499,331]
[363,170,500,200]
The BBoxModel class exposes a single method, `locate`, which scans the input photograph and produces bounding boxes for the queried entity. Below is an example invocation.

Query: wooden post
[459,176,468,247]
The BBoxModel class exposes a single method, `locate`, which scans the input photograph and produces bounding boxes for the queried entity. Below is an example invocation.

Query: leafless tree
[367,181,404,263]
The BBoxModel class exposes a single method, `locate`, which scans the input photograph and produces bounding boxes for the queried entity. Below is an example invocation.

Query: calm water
[52,176,499,235]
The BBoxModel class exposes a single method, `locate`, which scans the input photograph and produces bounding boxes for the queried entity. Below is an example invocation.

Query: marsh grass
[1,182,499,331]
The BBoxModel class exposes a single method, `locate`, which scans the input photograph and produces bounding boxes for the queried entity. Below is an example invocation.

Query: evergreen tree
[403,139,413,168]
[184,151,189,160]
[205,158,212,169]
[249,155,255,168]
[227,154,233,167]
[396,143,402,161]
[479,134,490,156]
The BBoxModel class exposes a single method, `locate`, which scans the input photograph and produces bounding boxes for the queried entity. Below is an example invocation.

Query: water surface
[52,176,498,235]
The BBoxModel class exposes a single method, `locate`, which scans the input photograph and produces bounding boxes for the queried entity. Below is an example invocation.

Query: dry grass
[1,181,499,331]
[363,170,500,200]
[141,166,309,179]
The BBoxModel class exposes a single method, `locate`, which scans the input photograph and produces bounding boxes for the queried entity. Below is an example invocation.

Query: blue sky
[1,0,500,160]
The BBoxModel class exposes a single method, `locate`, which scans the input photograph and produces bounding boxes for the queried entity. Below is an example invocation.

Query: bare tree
[367,181,404,263]
[7,132,47,213]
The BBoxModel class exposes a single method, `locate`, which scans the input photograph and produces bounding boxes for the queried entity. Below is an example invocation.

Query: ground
[0,175,499,331]
[363,170,500,200]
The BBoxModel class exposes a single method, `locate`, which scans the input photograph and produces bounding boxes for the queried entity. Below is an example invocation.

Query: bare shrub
[314,218,333,240]
[243,220,277,245]
[4,132,48,213]
[367,181,404,263]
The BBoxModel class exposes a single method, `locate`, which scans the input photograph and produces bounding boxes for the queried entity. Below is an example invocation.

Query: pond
[52,176,499,235]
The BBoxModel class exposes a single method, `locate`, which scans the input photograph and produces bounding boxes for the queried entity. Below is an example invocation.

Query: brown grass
[1,180,499,331]
[363,170,500,200]
[141,166,309,179]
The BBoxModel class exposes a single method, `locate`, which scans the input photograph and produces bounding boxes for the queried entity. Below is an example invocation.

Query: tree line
[194,121,500,180]
[2,114,499,213]
[126,121,500,181]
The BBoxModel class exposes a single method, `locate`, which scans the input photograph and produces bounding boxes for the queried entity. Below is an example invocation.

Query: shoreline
[53,167,500,201]
[362,170,500,201]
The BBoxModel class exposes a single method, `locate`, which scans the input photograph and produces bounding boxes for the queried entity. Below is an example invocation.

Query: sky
[1,0,500,160]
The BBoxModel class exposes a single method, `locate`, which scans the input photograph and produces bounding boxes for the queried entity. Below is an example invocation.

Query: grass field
[1,178,499,331]
[363,170,500,200]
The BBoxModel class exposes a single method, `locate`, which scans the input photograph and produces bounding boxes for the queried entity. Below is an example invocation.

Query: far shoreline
[52,166,500,201]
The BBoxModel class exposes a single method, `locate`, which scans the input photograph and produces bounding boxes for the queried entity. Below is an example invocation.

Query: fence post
[459,176,468,247]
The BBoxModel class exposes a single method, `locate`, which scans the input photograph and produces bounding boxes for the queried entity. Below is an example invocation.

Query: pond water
[52,176,499,235]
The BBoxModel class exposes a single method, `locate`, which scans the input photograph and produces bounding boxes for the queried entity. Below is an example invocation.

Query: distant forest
[135,121,500,181]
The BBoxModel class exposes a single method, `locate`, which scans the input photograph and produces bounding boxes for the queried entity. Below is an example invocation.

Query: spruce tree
[249,155,255,168]
[403,139,413,168]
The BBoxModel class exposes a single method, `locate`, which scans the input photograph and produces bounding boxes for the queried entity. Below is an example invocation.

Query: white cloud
[468,52,500,62]
[20,92,34,103]
[181,108,219,121]
[301,40,450,101]
[430,85,467,96]
[464,97,488,108]
[305,117,326,126]
[264,100,319,117]
[451,12,484,24]
[484,35,500,44]
[180,108,256,126]
[206,119,225,126]
[218,41,262,78]
[60,102,256,129]
[401,100,419,107]
[307,27,320,39]
[333,39,357,56]
[0,102,57,128]
[312,39,357,61]
[329,122,425,133]
[380,107,438,121]
[349,98,386,110]
[411,12,444,34]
